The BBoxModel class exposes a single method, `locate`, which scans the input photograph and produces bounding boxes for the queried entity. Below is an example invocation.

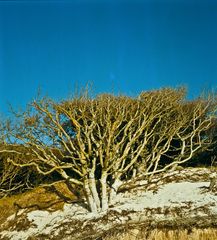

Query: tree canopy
[0,87,216,212]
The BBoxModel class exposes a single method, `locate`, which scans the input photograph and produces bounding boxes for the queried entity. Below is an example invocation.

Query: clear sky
[0,0,217,115]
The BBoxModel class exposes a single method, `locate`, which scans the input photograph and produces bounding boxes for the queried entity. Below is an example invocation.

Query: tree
[1,88,216,213]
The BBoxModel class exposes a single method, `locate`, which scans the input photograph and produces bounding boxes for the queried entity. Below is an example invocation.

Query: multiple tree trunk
[0,88,216,212]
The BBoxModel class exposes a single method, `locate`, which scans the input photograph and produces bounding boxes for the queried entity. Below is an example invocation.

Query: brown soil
[0,181,77,227]
[104,227,217,240]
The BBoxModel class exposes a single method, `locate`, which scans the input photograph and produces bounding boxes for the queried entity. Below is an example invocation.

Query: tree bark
[209,173,217,192]
[84,178,98,213]
[101,172,108,211]
[109,178,122,205]
[89,172,101,210]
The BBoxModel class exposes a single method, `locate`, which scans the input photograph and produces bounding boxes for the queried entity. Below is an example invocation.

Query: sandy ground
[1,168,217,239]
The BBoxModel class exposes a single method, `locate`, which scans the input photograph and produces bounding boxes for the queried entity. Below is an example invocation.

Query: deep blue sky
[0,0,217,115]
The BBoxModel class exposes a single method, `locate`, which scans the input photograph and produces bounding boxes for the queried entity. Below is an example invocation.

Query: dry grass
[0,181,77,227]
[104,228,217,240]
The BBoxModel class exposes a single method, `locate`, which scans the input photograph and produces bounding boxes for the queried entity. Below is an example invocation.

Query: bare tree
[0,143,46,196]
[1,88,216,212]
